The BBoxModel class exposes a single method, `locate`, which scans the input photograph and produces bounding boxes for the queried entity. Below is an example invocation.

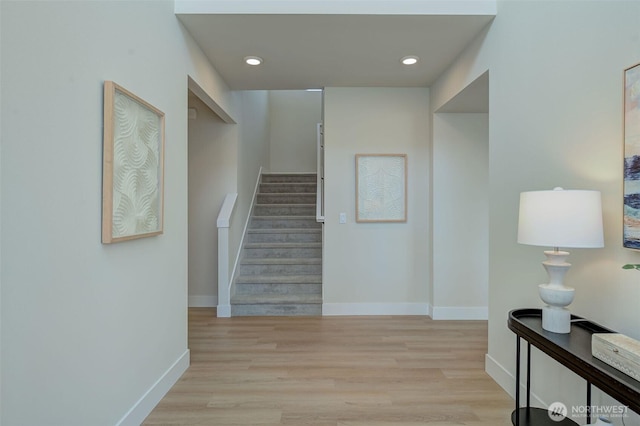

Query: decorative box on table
[592,333,640,381]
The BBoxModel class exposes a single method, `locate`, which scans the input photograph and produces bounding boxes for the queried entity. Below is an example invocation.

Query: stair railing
[216,192,237,318]
[316,122,325,223]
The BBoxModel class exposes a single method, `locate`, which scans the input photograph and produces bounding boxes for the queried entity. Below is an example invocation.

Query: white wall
[432,113,489,319]
[188,89,317,309]
[269,90,322,173]
[231,90,271,274]
[188,95,238,307]
[187,90,270,309]
[432,1,640,423]
[323,87,430,315]
[0,1,236,424]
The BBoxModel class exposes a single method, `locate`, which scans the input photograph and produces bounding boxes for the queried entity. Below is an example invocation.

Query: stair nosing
[247,228,321,233]
[244,242,321,248]
[255,203,316,207]
[236,275,323,283]
[231,294,323,304]
[257,192,317,195]
[262,173,317,175]
[241,257,322,264]
[260,181,316,184]
[251,215,317,219]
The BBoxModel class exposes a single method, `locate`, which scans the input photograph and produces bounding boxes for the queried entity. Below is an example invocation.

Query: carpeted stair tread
[235,282,321,295]
[261,173,317,183]
[241,258,322,265]
[257,192,317,196]
[246,228,322,243]
[231,304,322,316]
[249,217,321,229]
[255,203,316,207]
[236,275,322,284]
[231,293,323,304]
[247,228,321,234]
[256,195,316,205]
[260,182,316,187]
[258,183,317,194]
[250,216,320,226]
[253,204,316,216]
[251,215,318,220]
[257,192,317,198]
[244,242,321,249]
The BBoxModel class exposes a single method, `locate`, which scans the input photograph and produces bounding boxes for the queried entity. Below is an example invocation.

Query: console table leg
[587,381,592,424]
[527,342,531,409]
[515,336,521,426]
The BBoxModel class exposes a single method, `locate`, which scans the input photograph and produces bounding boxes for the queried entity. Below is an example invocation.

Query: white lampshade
[518,188,604,248]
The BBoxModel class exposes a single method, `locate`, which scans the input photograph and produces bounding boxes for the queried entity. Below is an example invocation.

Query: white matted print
[356,154,407,223]
[102,81,165,243]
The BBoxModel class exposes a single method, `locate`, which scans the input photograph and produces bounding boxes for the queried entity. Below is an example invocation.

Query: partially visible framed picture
[355,154,407,223]
[624,63,640,249]
[102,81,165,244]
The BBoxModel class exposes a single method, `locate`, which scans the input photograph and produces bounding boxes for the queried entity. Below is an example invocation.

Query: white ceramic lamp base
[539,250,574,334]
[541,304,572,334]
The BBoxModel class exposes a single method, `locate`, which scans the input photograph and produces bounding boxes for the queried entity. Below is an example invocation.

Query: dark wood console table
[508,308,640,425]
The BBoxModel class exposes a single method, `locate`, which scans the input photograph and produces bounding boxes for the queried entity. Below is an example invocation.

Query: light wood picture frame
[355,154,407,223]
[102,81,165,244]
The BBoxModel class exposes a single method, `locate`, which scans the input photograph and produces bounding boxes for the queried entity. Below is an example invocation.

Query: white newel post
[216,193,237,318]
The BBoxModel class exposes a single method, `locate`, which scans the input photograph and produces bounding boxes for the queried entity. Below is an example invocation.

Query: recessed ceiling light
[401,56,419,65]
[244,56,263,66]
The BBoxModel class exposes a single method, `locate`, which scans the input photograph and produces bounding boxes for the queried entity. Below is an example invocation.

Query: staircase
[231,173,322,316]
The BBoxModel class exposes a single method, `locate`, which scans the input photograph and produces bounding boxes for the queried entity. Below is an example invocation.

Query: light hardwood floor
[143,309,513,425]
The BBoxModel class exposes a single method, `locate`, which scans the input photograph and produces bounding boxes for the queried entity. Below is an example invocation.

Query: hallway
[144,309,512,425]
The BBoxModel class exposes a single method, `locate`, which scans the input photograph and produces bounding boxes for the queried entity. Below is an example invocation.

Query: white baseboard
[322,303,430,316]
[485,353,515,398]
[431,306,488,320]
[485,353,545,407]
[188,295,217,307]
[116,349,190,426]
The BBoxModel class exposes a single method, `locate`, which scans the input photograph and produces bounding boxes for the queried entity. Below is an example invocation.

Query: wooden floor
[143,309,513,425]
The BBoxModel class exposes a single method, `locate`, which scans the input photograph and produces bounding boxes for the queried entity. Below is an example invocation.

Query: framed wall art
[102,81,165,244]
[624,63,640,249]
[355,154,407,223]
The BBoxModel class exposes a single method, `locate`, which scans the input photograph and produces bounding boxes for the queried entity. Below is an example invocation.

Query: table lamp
[517,187,604,334]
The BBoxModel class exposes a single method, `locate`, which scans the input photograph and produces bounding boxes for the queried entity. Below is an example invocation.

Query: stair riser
[243,247,321,258]
[262,174,317,183]
[231,304,322,316]
[257,194,316,204]
[235,283,322,295]
[239,263,322,275]
[250,218,321,229]
[253,205,316,216]
[247,232,321,243]
[259,183,317,194]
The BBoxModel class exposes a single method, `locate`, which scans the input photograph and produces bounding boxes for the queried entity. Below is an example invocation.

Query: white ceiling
[176,2,495,91]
